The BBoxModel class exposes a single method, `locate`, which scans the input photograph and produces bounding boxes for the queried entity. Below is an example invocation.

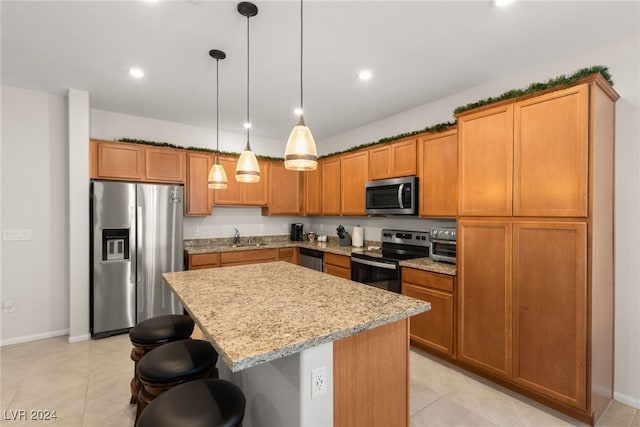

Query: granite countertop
[185,238,457,276]
[163,261,431,372]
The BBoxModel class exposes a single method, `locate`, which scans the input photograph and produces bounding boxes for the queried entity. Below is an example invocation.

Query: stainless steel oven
[429,227,457,264]
[351,255,400,293]
[350,229,430,293]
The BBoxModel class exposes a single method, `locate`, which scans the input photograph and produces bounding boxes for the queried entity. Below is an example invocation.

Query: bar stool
[136,379,246,427]
[135,339,219,424]
[128,314,195,404]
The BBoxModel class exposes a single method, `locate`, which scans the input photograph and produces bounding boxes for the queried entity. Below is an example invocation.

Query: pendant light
[207,49,229,189]
[284,0,318,171]
[236,2,260,183]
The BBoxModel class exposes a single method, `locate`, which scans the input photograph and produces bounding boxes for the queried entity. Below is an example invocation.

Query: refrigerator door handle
[136,205,144,310]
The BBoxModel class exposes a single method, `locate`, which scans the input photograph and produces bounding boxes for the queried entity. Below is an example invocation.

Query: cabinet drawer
[325,253,351,269]
[220,249,278,266]
[189,253,220,269]
[402,268,454,293]
[326,264,351,280]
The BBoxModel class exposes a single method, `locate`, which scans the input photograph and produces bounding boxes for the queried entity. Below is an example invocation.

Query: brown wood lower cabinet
[220,249,278,267]
[187,253,220,270]
[324,253,351,279]
[401,268,454,356]
[278,247,298,264]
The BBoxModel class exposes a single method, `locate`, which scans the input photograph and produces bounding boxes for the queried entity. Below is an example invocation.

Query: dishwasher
[299,247,324,272]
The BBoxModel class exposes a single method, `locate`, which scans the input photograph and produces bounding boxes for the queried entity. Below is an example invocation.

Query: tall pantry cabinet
[456,75,617,424]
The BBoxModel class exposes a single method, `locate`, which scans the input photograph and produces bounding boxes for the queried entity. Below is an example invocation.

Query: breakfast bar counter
[163,261,431,427]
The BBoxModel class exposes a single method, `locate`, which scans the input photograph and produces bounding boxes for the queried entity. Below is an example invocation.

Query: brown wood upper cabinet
[321,157,341,216]
[368,138,417,180]
[340,151,369,216]
[185,151,213,216]
[418,130,457,217]
[263,162,304,215]
[90,139,145,181]
[304,164,322,216]
[213,157,269,206]
[458,83,589,218]
[90,139,185,183]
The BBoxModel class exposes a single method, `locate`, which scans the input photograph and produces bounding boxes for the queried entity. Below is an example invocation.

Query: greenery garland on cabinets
[118,66,612,160]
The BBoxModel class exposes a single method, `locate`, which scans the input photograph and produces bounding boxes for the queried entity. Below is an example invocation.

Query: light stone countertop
[163,261,431,372]
[184,239,457,275]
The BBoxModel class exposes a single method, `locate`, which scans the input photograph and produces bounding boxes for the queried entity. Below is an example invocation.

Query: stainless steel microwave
[365,176,418,215]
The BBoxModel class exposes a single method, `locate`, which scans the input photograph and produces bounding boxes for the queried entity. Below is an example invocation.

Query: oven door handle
[430,238,457,245]
[351,257,398,270]
[397,184,405,209]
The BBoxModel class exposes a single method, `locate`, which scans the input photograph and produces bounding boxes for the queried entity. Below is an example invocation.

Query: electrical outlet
[194,224,200,233]
[311,366,327,398]
[3,300,15,314]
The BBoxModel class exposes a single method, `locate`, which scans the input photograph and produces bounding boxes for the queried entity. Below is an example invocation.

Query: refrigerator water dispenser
[102,228,130,261]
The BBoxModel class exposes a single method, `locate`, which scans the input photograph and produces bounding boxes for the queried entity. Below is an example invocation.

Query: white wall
[317,33,640,409]
[1,86,69,344]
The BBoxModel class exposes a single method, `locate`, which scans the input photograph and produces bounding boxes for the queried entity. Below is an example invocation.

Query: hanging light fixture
[236,1,260,183]
[207,49,229,189]
[284,0,318,171]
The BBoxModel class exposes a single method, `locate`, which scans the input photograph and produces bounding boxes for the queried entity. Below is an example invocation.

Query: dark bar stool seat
[128,314,195,404]
[135,339,219,424]
[137,378,246,427]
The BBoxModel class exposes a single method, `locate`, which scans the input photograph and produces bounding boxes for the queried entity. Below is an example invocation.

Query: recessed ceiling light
[293,107,303,116]
[358,70,372,81]
[129,67,144,79]
[243,122,252,129]
[495,0,514,7]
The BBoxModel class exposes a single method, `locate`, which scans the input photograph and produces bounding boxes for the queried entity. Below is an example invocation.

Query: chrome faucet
[234,228,240,245]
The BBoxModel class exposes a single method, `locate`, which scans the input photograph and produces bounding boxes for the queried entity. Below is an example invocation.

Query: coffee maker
[290,223,304,241]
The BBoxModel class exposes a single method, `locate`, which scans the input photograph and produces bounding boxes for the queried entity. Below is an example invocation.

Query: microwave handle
[397,184,405,209]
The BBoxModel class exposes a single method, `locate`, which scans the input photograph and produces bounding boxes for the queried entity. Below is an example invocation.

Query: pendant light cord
[215,57,220,164]
[246,14,251,149]
[300,0,304,113]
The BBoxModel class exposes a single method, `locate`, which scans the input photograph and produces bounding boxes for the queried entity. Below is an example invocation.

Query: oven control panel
[381,229,430,247]
[430,227,457,241]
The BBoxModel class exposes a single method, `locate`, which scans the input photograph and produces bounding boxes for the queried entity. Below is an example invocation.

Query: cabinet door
[325,253,351,279]
[278,247,298,264]
[458,104,514,216]
[390,139,417,177]
[145,147,185,183]
[419,130,457,217]
[512,221,586,409]
[457,220,512,378]
[514,84,588,217]
[220,248,278,266]
[242,160,270,206]
[340,151,369,215]
[213,157,243,205]
[185,152,213,216]
[188,253,220,270]
[402,283,454,356]
[266,162,303,215]
[321,157,341,215]
[369,145,392,180]
[305,165,322,215]
[91,140,145,180]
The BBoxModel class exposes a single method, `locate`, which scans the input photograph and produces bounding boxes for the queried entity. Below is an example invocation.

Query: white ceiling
[2,1,639,141]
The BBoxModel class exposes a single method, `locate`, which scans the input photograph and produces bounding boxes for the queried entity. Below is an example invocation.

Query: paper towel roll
[352,226,364,247]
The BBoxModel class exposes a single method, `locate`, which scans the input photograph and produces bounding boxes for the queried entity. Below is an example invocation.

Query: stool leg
[130,346,146,404]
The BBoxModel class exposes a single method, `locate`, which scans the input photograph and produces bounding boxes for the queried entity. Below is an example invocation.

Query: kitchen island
[163,261,430,427]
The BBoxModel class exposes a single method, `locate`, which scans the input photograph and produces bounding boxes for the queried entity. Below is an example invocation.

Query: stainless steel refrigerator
[90,180,184,338]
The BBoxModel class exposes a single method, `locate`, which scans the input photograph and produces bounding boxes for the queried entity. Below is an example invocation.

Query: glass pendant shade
[208,160,228,189]
[236,144,260,183]
[284,115,317,171]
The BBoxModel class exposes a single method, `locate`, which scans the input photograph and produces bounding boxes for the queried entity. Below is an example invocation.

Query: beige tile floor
[1,334,638,426]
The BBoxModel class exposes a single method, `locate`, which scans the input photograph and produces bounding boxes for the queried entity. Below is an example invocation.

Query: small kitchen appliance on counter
[351,229,430,293]
[290,223,304,241]
[429,227,457,264]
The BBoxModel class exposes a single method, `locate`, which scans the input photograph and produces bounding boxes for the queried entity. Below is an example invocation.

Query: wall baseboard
[0,329,69,347]
[68,333,91,344]
[614,392,640,410]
